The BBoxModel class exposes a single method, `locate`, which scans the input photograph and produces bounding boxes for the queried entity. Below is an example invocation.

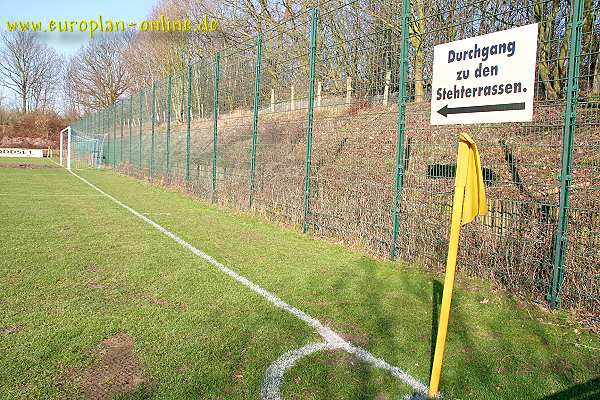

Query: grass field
[1,157,599,400]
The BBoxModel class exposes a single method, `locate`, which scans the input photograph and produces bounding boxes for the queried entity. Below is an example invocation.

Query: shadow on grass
[325,256,427,399]
[428,277,500,395]
[430,279,443,377]
[299,255,596,399]
[354,259,392,399]
[540,377,600,399]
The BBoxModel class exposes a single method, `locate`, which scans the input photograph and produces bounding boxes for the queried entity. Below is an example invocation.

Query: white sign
[0,148,44,158]
[430,23,538,125]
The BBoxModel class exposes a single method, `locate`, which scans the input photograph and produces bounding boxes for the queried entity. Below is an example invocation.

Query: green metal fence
[70,0,599,319]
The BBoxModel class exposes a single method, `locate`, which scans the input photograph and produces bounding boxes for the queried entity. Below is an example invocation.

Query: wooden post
[270,88,275,112]
[494,199,500,235]
[346,76,352,105]
[483,198,490,226]
[383,70,391,106]
[290,85,295,111]
[317,81,322,110]
[228,78,232,113]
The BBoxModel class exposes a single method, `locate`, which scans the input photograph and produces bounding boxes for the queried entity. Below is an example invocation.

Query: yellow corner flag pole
[428,133,487,398]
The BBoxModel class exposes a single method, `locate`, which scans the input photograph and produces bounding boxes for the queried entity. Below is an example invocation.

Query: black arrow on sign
[437,102,526,117]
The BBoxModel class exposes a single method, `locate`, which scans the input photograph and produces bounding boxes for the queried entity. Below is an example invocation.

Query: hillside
[92,98,599,320]
[0,111,70,149]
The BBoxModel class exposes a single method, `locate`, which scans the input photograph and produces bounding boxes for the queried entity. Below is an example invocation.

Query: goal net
[60,128,105,170]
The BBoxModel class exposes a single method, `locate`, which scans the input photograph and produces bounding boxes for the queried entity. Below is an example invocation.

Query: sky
[1,0,157,56]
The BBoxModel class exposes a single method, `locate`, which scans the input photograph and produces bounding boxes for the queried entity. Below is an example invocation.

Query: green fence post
[212,52,221,201]
[548,0,584,308]
[249,33,263,208]
[186,64,193,183]
[390,0,410,259]
[113,104,117,168]
[139,90,144,171]
[99,111,102,165]
[120,100,124,165]
[129,97,133,164]
[92,113,95,163]
[104,109,109,166]
[105,110,108,166]
[302,8,319,234]
[102,110,111,167]
[105,109,109,166]
[91,113,94,162]
[151,82,156,178]
[166,75,172,177]
[107,107,111,166]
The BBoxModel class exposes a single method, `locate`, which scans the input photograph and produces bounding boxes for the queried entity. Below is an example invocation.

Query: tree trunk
[551,26,570,98]
[409,0,426,102]
[21,83,27,113]
[592,51,600,97]
[413,51,425,102]
[582,0,599,96]
[534,0,560,99]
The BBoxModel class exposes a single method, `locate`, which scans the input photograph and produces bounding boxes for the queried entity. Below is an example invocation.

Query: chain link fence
[71,0,599,321]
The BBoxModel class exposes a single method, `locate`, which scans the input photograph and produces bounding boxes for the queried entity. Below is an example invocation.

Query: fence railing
[70,0,600,319]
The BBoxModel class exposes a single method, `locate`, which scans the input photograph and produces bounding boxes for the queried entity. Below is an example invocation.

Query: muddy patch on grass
[0,324,24,334]
[68,333,145,400]
[323,350,357,368]
[87,281,110,290]
[87,264,98,274]
[323,319,370,347]
[0,163,55,169]
[85,264,111,290]
[16,382,33,392]
[144,294,189,311]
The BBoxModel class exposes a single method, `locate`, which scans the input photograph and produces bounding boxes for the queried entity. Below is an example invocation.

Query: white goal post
[59,126,106,170]
[59,127,71,170]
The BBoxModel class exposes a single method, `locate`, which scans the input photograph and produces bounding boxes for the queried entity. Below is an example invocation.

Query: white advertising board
[0,148,44,158]
[430,23,538,125]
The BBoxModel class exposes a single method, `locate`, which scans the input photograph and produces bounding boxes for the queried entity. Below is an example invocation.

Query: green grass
[0,158,598,399]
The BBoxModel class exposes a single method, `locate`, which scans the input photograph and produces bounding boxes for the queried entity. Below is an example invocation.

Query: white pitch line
[262,342,332,400]
[262,342,432,400]
[0,193,105,197]
[67,169,428,397]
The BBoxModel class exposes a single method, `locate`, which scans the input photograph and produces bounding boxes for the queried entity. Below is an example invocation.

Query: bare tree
[66,35,131,111]
[29,49,62,111]
[0,32,62,113]
[0,91,6,125]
